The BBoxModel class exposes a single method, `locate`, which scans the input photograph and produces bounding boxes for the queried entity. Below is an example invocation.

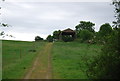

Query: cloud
[1,2,115,41]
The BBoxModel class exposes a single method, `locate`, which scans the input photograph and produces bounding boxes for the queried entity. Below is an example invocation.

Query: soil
[24,43,53,79]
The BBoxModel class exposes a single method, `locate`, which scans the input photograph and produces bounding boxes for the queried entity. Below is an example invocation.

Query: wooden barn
[59,28,76,41]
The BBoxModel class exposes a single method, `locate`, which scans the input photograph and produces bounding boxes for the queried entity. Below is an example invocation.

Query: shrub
[87,29,120,79]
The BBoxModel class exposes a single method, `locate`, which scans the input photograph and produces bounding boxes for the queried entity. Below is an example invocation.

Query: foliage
[0,23,9,37]
[87,29,120,79]
[35,36,43,41]
[99,23,112,37]
[112,0,120,29]
[75,21,95,37]
[0,23,9,27]
[53,30,61,40]
[87,0,120,79]
[95,23,113,43]
[47,35,53,42]
[78,30,94,42]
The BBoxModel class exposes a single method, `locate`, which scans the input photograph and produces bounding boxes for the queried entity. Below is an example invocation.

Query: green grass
[2,40,45,79]
[52,42,102,79]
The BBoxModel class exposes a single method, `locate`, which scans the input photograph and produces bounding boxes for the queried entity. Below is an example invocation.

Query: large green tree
[75,21,95,37]
[79,30,93,42]
[97,23,113,43]
[99,23,112,37]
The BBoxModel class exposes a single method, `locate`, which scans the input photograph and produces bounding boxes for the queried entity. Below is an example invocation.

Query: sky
[0,0,115,41]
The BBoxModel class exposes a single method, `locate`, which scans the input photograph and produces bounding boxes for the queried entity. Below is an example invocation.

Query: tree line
[46,21,113,44]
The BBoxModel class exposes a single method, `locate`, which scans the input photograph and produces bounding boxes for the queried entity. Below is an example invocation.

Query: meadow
[2,40,45,79]
[52,42,102,79]
[2,40,102,79]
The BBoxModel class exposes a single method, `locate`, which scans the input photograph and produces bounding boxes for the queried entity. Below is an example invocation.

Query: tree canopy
[99,23,112,37]
[46,35,53,42]
[35,36,43,41]
[79,29,93,42]
[53,30,61,40]
[75,21,95,33]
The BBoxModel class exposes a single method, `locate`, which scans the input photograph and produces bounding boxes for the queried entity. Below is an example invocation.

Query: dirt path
[24,43,53,79]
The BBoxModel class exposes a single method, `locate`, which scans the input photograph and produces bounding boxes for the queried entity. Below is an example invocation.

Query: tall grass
[2,40,45,79]
[52,42,102,79]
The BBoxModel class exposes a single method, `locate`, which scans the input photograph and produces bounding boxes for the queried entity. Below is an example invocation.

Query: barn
[59,28,76,41]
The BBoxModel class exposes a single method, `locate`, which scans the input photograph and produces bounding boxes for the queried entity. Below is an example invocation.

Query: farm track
[24,43,53,79]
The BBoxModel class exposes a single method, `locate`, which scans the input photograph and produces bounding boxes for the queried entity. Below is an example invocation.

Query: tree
[35,36,43,41]
[79,30,93,42]
[99,23,112,37]
[97,23,113,43]
[46,35,53,42]
[87,0,120,79]
[53,30,61,40]
[75,21,95,37]
[112,0,120,29]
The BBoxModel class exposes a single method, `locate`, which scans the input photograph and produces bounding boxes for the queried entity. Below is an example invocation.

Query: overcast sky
[0,0,115,41]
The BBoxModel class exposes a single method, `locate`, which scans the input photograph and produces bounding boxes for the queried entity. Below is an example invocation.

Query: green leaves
[75,21,95,33]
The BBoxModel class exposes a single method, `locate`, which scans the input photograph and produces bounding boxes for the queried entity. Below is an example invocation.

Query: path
[24,43,53,79]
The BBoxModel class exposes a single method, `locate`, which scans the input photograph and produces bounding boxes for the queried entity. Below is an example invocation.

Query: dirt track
[24,43,53,79]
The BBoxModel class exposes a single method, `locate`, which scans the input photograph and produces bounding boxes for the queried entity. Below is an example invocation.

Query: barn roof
[62,28,75,33]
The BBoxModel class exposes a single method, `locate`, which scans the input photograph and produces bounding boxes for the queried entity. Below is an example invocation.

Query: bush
[87,29,120,79]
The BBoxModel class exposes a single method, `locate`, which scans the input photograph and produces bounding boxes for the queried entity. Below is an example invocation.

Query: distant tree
[35,36,43,41]
[99,23,112,37]
[53,30,61,40]
[79,30,93,42]
[75,21,95,37]
[97,23,113,43]
[46,35,53,42]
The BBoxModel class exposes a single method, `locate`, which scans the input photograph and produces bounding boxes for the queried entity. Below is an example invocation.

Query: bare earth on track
[24,43,53,79]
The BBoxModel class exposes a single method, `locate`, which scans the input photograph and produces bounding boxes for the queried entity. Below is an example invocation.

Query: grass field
[52,42,102,79]
[2,40,102,79]
[2,40,45,79]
